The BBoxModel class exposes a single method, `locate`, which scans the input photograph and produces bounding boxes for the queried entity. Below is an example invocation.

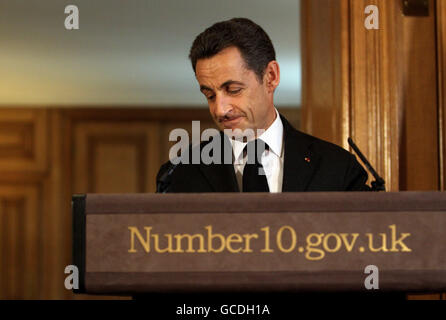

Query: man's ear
[263,60,280,93]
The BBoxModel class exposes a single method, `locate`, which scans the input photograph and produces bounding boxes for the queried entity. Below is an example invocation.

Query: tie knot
[243,139,269,164]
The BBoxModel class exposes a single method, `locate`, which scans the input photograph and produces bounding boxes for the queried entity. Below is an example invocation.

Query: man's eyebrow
[200,80,245,93]
[219,80,245,89]
[200,85,213,92]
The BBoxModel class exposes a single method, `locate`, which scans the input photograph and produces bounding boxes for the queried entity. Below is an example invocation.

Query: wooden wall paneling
[435,0,446,301]
[303,0,439,191]
[40,110,72,299]
[64,107,299,166]
[63,107,215,122]
[301,0,349,147]
[0,185,41,299]
[437,0,446,191]
[65,108,215,172]
[72,122,161,194]
[0,107,300,299]
[0,193,23,299]
[349,0,438,191]
[55,110,113,300]
[396,0,438,191]
[0,109,48,173]
[343,0,401,191]
[0,109,49,299]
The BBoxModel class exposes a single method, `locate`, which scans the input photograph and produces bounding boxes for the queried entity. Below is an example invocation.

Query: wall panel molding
[72,122,161,194]
[0,109,48,174]
[0,184,41,299]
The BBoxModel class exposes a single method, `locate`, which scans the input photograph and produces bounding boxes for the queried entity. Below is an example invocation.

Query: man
[157,17,370,193]
[146,18,404,303]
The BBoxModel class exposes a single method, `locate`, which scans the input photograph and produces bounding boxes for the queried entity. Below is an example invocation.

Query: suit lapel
[199,163,239,192]
[281,116,320,192]
[198,132,239,192]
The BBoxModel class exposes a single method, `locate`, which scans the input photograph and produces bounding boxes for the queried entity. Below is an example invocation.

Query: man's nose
[213,93,232,117]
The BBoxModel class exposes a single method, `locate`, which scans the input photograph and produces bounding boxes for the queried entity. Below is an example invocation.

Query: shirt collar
[230,108,284,161]
[258,108,284,157]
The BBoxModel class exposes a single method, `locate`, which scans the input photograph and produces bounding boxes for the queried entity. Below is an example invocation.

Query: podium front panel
[72,192,446,294]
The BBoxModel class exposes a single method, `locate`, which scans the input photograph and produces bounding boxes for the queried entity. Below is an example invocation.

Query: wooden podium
[72,192,446,295]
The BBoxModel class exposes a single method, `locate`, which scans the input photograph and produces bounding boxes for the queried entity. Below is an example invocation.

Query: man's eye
[227,88,242,94]
[206,95,215,100]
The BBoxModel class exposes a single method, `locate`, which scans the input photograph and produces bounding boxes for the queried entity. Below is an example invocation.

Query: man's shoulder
[284,124,370,191]
[287,126,353,161]
[280,114,351,159]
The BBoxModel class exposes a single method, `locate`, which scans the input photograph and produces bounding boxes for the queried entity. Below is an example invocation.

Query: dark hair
[189,18,276,82]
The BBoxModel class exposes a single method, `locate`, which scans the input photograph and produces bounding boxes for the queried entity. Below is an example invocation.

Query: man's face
[195,46,276,133]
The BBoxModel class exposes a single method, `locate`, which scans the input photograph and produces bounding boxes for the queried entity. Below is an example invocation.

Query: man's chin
[219,125,258,141]
[220,124,247,133]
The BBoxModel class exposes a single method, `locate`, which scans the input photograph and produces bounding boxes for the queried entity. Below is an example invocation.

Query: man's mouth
[220,116,243,127]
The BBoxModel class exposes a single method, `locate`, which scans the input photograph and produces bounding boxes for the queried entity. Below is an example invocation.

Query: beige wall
[0,0,301,107]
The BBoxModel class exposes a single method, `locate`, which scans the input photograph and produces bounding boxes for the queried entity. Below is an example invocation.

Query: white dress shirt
[230,108,284,193]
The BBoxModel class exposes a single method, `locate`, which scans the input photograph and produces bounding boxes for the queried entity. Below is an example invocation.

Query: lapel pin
[304,157,311,163]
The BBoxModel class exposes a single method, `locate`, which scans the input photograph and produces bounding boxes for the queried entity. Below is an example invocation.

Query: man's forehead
[198,46,245,69]
[195,47,249,86]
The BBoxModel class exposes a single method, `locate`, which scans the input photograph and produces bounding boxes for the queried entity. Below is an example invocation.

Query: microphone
[348,137,386,192]
[156,141,194,193]
[156,133,222,193]
[156,162,178,193]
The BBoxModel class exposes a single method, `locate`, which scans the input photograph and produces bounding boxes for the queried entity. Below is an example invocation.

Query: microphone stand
[348,138,386,192]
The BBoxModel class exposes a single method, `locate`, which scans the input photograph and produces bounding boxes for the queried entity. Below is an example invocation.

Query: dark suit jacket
[157,115,370,192]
